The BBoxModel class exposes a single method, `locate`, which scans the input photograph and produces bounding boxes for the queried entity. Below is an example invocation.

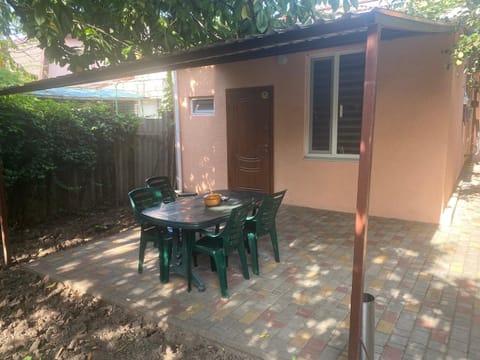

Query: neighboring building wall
[46,36,83,77]
[177,32,465,223]
[9,38,46,79]
[11,37,166,118]
[139,99,162,118]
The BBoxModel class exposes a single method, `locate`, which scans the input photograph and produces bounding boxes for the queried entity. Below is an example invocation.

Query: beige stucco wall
[442,56,467,214]
[370,33,466,222]
[177,32,466,223]
[177,66,225,193]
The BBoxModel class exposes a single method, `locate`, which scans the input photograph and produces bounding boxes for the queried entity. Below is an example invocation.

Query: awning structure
[0,7,454,359]
[0,8,451,96]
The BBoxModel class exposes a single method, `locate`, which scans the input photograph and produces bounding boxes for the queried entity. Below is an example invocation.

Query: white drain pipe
[172,70,183,193]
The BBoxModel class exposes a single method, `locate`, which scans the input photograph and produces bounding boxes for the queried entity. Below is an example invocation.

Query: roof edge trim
[373,8,454,33]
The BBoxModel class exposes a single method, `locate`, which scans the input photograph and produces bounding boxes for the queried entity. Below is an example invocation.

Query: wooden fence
[7,115,176,227]
[110,115,176,206]
[133,115,176,190]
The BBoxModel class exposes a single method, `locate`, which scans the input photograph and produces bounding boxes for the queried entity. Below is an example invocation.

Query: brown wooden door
[226,86,273,193]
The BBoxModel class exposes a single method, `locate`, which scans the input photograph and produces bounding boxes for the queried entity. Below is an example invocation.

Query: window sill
[191,112,215,116]
[304,154,359,162]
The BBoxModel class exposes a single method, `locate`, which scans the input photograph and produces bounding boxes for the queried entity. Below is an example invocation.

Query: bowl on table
[204,193,222,207]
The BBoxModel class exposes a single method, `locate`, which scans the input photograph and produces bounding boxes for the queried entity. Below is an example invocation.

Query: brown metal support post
[348,24,381,360]
[0,158,10,267]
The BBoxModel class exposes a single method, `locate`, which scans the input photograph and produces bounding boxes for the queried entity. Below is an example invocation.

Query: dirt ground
[1,207,253,360]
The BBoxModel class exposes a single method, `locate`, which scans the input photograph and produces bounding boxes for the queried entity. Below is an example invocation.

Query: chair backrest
[220,203,251,254]
[128,187,163,223]
[145,176,177,203]
[255,190,287,236]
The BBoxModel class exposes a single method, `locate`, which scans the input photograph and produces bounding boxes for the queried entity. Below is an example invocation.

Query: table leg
[169,229,205,292]
[159,234,171,284]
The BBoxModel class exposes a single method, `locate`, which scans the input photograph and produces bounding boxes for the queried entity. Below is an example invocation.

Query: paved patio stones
[25,157,480,359]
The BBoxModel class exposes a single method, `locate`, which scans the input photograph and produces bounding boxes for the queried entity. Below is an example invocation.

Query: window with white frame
[308,51,365,158]
[191,97,214,115]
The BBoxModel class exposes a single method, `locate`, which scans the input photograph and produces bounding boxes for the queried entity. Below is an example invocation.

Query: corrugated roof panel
[31,87,143,99]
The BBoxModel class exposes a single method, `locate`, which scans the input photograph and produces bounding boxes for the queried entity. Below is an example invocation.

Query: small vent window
[191,97,214,115]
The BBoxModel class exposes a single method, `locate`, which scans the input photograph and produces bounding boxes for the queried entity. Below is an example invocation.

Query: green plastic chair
[128,187,171,281]
[145,176,197,280]
[245,190,287,275]
[145,176,177,203]
[189,203,251,298]
[146,176,197,203]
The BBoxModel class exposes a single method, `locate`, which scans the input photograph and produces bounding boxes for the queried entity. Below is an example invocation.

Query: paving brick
[299,336,327,359]
[319,345,343,359]
[424,348,446,360]
[446,348,468,359]
[289,329,313,348]
[410,327,430,345]
[389,333,409,348]
[448,339,469,353]
[377,320,395,334]
[431,329,449,344]
[239,311,260,325]
[427,339,447,354]
[450,326,470,342]
[382,345,404,360]
[381,310,400,322]
[328,330,348,350]
[375,332,390,347]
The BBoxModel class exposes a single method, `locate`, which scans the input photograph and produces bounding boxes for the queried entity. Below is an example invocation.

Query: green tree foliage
[2,0,357,71]
[0,0,18,38]
[0,38,37,83]
[0,66,31,86]
[159,71,174,114]
[0,91,140,226]
[391,0,480,87]
[0,95,139,188]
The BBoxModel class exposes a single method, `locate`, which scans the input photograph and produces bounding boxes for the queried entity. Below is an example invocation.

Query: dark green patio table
[141,189,264,291]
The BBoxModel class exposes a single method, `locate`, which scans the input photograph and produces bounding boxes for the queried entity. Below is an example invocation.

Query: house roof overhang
[0,8,453,96]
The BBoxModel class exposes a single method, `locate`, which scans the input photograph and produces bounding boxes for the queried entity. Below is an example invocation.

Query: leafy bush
[0,95,139,187]
[0,94,140,226]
